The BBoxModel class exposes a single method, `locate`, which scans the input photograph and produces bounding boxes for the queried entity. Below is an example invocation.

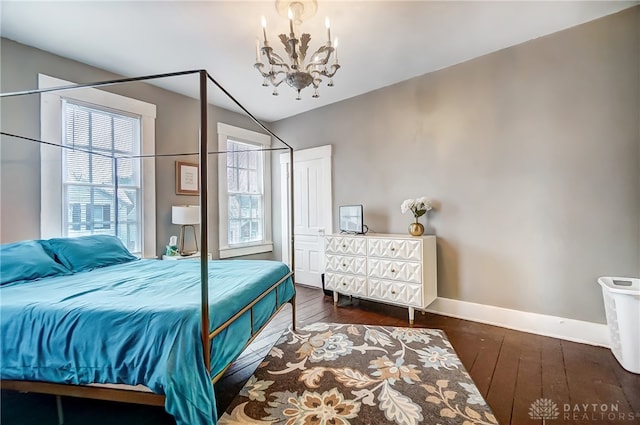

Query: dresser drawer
[325,254,367,275]
[367,238,422,261]
[325,273,367,297]
[325,236,367,256]
[368,278,423,307]
[367,258,422,283]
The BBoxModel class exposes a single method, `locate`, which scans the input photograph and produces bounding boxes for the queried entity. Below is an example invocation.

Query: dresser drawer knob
[342,244,346,248]
[391,269,396,273]
[342,263,346,267]
[342,282,347,286]
[391,290,396,294]
[391,247,395,251]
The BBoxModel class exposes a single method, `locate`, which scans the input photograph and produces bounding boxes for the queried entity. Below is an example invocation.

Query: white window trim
[217,122,273,259]
[39,74,157,258]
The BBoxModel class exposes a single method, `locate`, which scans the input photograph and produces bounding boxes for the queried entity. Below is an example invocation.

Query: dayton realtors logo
[529,399,560,423]
[529,398,639,423]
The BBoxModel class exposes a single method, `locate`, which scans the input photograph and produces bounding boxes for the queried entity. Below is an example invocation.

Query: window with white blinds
[39,74,157,258]
[62,101,142,252]
[217,123,273,258]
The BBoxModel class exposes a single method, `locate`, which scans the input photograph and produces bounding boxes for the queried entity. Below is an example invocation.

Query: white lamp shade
[172,205,200,225]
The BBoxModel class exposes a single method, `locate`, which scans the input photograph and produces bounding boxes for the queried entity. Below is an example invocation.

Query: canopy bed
[0,69,296,425]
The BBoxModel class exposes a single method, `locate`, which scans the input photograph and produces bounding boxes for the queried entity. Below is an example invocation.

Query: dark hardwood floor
[216,285,640,425]
[3,284,639,425]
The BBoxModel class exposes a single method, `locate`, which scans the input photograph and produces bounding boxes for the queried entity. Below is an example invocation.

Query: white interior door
[280,145,332,288]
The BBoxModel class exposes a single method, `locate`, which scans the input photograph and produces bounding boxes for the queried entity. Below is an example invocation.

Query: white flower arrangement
[401,196,433,220]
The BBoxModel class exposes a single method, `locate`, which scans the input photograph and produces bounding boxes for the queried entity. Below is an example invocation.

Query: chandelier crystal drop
[254,1,340,100]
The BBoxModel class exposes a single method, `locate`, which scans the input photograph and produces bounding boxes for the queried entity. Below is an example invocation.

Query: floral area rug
[219,323,497,425]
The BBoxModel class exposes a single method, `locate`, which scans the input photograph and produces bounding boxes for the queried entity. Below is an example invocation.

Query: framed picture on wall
[176,161,199,195]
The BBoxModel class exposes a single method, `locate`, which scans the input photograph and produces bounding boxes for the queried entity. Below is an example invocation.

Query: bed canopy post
[198,70,210,373]
[289,148,295,324]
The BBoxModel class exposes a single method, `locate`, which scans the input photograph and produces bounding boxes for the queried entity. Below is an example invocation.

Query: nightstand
[161,252,212,261]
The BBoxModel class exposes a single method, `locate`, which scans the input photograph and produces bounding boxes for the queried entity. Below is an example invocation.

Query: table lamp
[172,205,199,256]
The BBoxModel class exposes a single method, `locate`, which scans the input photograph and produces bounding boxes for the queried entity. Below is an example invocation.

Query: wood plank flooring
[3,284,639,425]
[216,285,640,424]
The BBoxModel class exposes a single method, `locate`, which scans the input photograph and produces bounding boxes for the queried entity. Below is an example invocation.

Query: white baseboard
[426,297,610,348]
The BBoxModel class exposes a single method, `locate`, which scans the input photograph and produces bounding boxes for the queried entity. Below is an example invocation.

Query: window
[63,101,139,250]
[218,123,272,258]
[40,74,157,258]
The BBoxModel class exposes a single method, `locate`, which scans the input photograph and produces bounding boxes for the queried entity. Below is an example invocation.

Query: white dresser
[324,234,437,324]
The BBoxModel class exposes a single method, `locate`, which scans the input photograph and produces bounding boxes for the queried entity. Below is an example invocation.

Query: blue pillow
[0,240,71,286]
[45,235,138,272]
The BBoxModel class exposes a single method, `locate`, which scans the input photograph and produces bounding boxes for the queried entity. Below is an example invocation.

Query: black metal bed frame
[0,69,296,414]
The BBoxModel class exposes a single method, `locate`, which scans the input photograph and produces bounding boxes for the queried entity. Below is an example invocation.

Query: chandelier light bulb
[325,17,331,42]
[261,16,268,43]
[287,8,294,34]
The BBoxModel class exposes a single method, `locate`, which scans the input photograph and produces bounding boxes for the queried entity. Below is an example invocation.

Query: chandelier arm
[270,74,287,87]
[255,62,290,92]
[307,70,322,89]
[309,45,332,62]
[320,64,341,79]
[255,62,288,78]
[254,62,271,78]
[269,63,290,74]
[265,51,291,72]
[262,46,283,66]
[304,61,324,73]
[304,47,333,73]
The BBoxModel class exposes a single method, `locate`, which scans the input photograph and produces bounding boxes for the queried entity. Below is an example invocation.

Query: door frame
[280,145,333,270]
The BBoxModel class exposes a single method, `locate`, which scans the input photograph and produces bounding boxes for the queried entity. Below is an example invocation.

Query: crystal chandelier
[255,0,340,100]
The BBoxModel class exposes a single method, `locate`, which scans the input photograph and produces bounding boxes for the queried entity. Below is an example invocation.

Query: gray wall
[272,7,640,324]
[2,7,638,324]
[0,38,272,259]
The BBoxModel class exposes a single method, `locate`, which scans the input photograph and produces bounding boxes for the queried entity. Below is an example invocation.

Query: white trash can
[597,277,640,374]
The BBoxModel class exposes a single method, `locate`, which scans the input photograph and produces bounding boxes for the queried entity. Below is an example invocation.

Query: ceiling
[1,1,637,122]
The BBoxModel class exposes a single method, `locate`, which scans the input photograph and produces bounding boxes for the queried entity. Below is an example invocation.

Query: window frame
[39,74,157,258]
[217,122,273,258]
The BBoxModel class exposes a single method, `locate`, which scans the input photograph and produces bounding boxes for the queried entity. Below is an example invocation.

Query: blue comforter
[0,259,295,425]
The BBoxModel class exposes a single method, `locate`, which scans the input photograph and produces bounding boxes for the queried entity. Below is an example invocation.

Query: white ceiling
[1,1,637,122]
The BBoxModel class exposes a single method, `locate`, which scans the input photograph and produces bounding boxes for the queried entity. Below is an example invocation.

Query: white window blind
[62,101,142,253]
